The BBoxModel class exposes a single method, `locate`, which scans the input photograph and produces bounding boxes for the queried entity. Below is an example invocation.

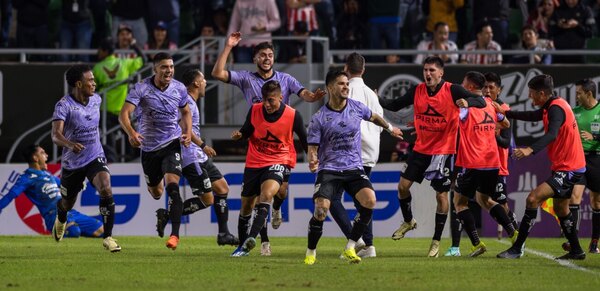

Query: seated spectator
[413,22,459,64]
[527,0,556,39]
[115,24,138,59]
[144,21,178,61]
[286,0,319,35]
[510,25,553,65]
[549,0,594,64]
[460,21,502,64]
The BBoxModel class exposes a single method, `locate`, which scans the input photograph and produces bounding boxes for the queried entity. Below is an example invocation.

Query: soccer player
[119,52,192,250]
[496,74,586,260]
[0,145,103,239]
[230,80,308,257]
[51,65,120,252]
[452,71,515,258]
[379,56,486,257]
[212,31,325,254]
[155,68,239,246]
[304,70,402,265]
[327,52,384,258]
[561,79,600,254]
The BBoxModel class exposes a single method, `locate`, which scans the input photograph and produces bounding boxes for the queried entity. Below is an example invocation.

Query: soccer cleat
[103,236,122,252]
[428,240,440,258]
[588,239,599,254]
[242,237,256,253]
[469,241,487,257]
[260,242,271,256]
[52,217,66,242]
[304,255,316,265]
[217,233,240,246]
[231,245,249,257]
[166,235,179,250]
[444,246,461,257]
[271,208,282,229]
[392,218,417,240]
[497,247,522,259]
[341,248,362,264]
[561,241,571,252]
[555,252,586,260]
[357,246,376,258]
[155,208,169,238]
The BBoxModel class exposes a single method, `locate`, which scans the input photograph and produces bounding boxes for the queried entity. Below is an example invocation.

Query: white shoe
[52,217,66,242]
[357,246,376,258]
[428,240,440,258]
[260,242,271,256]
[271,209,282,229]
[392,218,417,240]
[103,236,122,252]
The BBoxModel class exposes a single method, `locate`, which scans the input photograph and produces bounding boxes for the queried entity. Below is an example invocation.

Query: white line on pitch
[495,240,599,276]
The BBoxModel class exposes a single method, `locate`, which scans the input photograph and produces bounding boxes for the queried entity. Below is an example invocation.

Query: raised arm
[211,32,242,82]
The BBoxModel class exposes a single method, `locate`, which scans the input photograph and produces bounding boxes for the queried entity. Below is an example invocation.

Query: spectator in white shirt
[460,21,502,64]
[414,22,459,65]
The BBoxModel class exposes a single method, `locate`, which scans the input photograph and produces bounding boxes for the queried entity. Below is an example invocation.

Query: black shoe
[555,252,586,260]
[217,233,240,246]
[156,208,169,238]
[497,248,522,259]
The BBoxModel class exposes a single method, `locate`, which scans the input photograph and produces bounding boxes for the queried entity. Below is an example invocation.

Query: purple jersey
[126,77,188,152]
[229,70,304,106]
[52,94,105,170]
[308,99,372,172]
[181,95,208,167]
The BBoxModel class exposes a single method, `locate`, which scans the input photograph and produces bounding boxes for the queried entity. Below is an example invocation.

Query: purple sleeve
[358,101,372,121]
[228,70,245,88]
[285,73,304,96]
[126,83,142,106]
[307,115,321,145]
[52,100,68,121]
[497,113,505,122]
[178,85,188,108]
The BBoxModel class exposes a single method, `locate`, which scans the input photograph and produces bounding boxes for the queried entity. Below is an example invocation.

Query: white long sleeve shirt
[349,77,384,167]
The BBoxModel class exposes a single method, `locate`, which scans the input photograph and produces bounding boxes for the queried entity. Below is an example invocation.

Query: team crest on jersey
[421,105,444,117]
[479,112,495,124]
[338,121,347,128]
[261,130,283,143]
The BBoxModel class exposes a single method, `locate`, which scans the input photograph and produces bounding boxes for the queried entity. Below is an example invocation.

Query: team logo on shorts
[203,178,211,189]
[314,183,321,194]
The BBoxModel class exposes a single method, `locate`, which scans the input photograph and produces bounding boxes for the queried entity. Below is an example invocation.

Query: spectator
[191,21,219,64]
[510,24,553,64]
[109,0,148,49]
[549,0,595,63]
[146,0,180,45]
[367,0,405,62]
[335,0,368,51]
[144,21,177,61]
[423,0,463,43]
[115,24,138,59]
[286,0,319,35]
[460,22,503,64]
[0,0,11,47]
[413,21,459,64]
[13,0,50,60]
[527,0,557,39]
[227,0,281,63]
[59,0,93,62]
[473,0,510,49]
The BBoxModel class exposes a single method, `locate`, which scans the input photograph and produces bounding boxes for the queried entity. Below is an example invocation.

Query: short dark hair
[521,24,538,35]
[181,68,202,87]
[528,74,554,95]
[65,64,92,88]
[153,52,173,65]
[423,56,444,69]
[325,70,348,87]
[253,42,275,58]
[465,71,486,90]
[345,52,364,75]
[475,21,492,35]
[575,78,597,98]
[434,22,448,31]
[22,144,40,164]
[261,80,281,98]
[484,72,502,88]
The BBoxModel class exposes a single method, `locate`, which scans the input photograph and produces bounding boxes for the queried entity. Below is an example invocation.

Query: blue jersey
[0,168,61,229]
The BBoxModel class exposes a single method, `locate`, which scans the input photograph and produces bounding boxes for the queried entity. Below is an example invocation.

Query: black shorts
[283,167,291,183]
[546,171,584,199]
[491,175,508,204]
[313,169,374,201]
[241,164,288,197]
[182,162,212,195]
[200,158,224,182]
[576,154,600,192]
[141,139,182,187]
[402,151,454,192]
[60,157,110,200]
[455,168,499,198]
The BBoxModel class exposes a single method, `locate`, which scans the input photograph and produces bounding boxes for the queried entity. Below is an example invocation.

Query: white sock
[306,248,316,257]
[345,239,357,250]
[357,237,365,246]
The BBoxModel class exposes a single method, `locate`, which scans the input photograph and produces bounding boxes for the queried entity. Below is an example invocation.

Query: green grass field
[1,236,599,290]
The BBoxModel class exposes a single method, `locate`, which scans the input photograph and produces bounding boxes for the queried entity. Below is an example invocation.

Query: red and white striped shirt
[460,40,503,64]
[287,5,319,32]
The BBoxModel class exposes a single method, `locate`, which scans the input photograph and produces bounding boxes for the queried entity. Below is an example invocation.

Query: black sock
[569,204,580,232]
[433,213,448,241]
[349,207,373,242]
[489,204,515,237]
[457,209,480,246]
[450,195,462,247]
[273,195,285,211]
[182,197,208,215]
[560,212,583,253]
[513,208,537,250]
[99,196,115,238]
[399,195,413,222]
[213,194,230,234]
[57,201,68,223]
[238,214,251,247]
[508,209,518,230]
[166,183,182,237]
[249,203,269,239]
[354,199,374,246]
[329,196,353,238]
[593,209,600,240]
[307,217,324,250]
